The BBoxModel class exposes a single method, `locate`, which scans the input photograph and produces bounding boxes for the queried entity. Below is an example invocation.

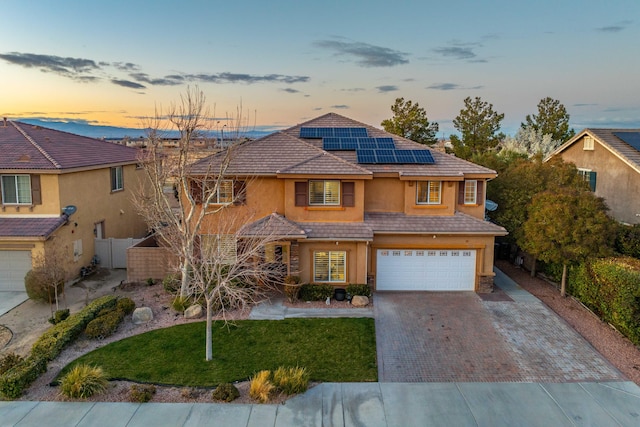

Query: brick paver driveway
[374,291,625,382]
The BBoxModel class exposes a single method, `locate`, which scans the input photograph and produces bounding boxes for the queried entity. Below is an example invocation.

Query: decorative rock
[132,307,153,324]
[184,304,203,319]
[351,295,369,307]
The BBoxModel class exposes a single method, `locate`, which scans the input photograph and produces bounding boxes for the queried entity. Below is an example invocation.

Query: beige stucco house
[189,113,507,292]
[0,120,148,292]
[547,129,640,225]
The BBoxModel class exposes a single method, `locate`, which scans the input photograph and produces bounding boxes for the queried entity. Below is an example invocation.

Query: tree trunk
[530,256,537,277]
[205,297,213,361]
[180,258,190,298]
[560,263,567,297]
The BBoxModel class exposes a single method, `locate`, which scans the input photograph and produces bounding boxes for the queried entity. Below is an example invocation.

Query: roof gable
[0,121,139,171]
[549,128,640,174]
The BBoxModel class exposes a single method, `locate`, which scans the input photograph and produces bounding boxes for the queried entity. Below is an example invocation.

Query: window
[464,180,477,204]
[583,136,594,151]
[309,180,340,205]
[1,175,32,204]
[200,234,237,264]
[578,169,597,191]
[110,166,123,191]
[313,251,346,282]
[416,181,441,204]
[205,179,234,204]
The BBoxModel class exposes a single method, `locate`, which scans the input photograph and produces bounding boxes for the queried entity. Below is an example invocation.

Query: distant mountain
[17,118,276,140]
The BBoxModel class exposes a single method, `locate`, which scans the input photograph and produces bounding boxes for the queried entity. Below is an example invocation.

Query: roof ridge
[10,121,62,169]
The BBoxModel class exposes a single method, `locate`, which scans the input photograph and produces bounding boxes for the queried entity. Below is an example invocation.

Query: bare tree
[31,238,68,315]
[134,87,284,360]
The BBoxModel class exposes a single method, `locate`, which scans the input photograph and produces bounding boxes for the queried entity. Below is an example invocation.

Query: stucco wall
[297,240,368,285]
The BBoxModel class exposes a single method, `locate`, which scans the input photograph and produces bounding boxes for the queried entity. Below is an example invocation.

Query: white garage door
[0,250,32,292]
[376,249,476,291]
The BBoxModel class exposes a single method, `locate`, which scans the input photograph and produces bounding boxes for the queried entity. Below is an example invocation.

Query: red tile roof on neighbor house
[190,113,497,178]
[0,216,68,239]
[0,120,139,171]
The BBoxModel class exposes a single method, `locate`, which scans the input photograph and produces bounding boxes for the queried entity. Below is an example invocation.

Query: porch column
[290,241,300,275]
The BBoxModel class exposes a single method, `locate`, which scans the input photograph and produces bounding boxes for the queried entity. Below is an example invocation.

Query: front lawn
[61,318,377,386]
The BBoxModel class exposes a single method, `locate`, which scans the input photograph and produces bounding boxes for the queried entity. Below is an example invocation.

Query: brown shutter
[342,182,355,207]
[31,175,42,205]
[233,181,246,206]
[476,181,484,205]
[295,182,307,206]
[458,181,465,204]
[190,179,203,203]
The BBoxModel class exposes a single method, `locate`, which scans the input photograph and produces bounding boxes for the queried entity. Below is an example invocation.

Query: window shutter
[233,181,246,205]
[295,182,307,206]
[31,175,42,205]
[342,182,355,207]
[589,172,597,192]
[476,181,484,205]
[458,182,465,204]
[190,180,203,203]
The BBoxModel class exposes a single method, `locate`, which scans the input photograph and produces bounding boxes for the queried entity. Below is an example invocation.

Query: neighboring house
[0,119,148,292]
[189,113,506,292]
[547,129,640,225]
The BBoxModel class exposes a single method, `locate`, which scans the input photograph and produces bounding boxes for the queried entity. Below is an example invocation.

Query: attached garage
[376,249,476,291]
[0,250,31,292]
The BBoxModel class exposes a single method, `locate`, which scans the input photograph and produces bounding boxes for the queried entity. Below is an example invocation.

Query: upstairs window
[200,234,237,264]
[309,180,340,206]
[1,175,32,204]
[416,181,441,205]
[583,136,594,151]
[578,169,597,191]
[464,180,477,204]
[111,166,123,191]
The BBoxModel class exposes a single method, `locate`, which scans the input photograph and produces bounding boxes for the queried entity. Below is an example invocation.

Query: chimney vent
[3,118,6,127]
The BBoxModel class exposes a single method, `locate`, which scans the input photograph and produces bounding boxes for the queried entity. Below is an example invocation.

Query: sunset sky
[1,0,639,137]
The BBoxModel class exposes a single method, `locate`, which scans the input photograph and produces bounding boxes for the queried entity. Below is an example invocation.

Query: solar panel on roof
[299,128,317,138]
[358,138,377,149]
[340,138,358,150]
[300,127,369,139]
[613,132,640,152]
[375,138,396,149]
[375,149,397,163]
[411,150,435,164]
[356,149,377,163]
[334,128,351,137]
[351,128,368,137]
[322,140,341,150]
[394,150,417,163]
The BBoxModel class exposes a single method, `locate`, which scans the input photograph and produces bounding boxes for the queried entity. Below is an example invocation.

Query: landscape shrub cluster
[24,270,64,303]
[568,257,640,345]
[59,364,108,399]
[249,366,309,403]
[298,284,334,301]
[615,223,640,259]
[0,295,118,399]
[211,382,240,402]
[85,297,135,340]
[346,284,371,297]
[49,308,70,325]
[129,384,157,402]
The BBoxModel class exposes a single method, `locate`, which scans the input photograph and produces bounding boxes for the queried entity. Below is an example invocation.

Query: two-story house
[188,113,507,292]
[547,129,640,225]
[0,119,148,292]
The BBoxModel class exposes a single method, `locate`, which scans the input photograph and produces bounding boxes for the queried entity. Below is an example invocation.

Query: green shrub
[272,366,309,395]
[0,353,24,375]
[129,384,156,402]
[284,283,301,303]
[298,284,334,301]
[24,270,64,303]
[211,382,240,402]
[48,308,70,325]
[85,309,125,340]
[284,275,301,285]
[541,261,564,283]
[59,364,108,399]
[615,224,640,259]
[0,356,47,399]
[116,297,136,315]
[163,273,181,294]
[172,296,190,313]
[32,295,118,361]
[346,284,372,297]
[146,278,155,286]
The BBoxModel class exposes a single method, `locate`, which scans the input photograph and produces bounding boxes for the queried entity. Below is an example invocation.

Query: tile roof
[189,113,496,178]
[364,212,508,235]
[240,213,306,238]
[0,216,68,238]
[0,121,139,171]
[298,221,374,240]
[586,129,640,172]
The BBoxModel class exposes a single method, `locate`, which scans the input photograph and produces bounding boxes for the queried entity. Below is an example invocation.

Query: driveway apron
[374,291,625,383]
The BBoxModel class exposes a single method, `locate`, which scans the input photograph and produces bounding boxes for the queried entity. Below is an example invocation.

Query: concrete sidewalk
[249,295,374,320]
[2,381,639,426]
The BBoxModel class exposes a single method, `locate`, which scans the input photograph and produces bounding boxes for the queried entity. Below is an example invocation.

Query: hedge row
[568,257,640,346]
[0,295,118,399]
[297,283,372,301]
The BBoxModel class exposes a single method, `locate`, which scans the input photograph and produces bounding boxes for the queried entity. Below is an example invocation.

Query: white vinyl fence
[95,238,143,269]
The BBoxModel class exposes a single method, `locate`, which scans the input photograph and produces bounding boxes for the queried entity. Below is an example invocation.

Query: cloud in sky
[427,83,483,91]
[281,88,300,93]
[330,105,349,109]
[432,41,486,63]
[0,51,310,89]
[0,52,99,79]
[596,20,632,32]
[314,40,409,67]
[376,85,398,93]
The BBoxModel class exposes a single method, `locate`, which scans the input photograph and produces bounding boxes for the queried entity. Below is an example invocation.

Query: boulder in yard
[351,295,369,307]
[132,307,153,324]
[184,304,203,319]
